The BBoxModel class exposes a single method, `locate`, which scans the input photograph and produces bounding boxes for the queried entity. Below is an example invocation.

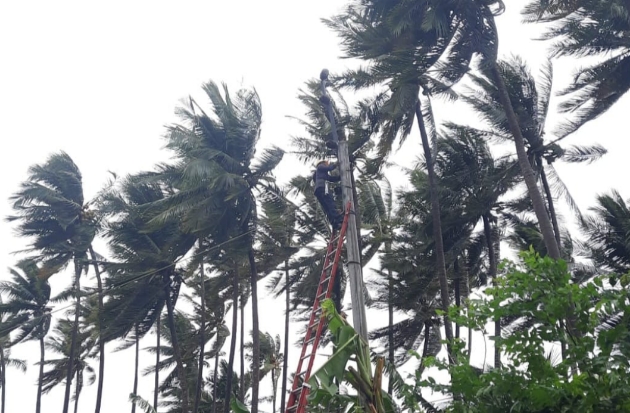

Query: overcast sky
[1,2,629,413]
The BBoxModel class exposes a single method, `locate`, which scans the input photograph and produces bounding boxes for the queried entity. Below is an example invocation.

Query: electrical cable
[0,229,255,338]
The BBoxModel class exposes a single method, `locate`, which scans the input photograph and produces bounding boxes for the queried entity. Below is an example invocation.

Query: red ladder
[285,202,351,413]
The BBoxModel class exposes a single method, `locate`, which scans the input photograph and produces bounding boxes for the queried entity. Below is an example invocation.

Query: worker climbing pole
[318,68,368,341]
[284,70,370,413]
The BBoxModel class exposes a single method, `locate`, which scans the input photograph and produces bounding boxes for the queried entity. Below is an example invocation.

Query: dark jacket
[313,162,340,193]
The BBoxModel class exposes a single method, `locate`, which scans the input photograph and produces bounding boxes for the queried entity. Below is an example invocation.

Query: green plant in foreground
[423,249,630,412]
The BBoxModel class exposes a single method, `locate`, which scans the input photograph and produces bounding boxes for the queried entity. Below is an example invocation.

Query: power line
[0,229,255,338]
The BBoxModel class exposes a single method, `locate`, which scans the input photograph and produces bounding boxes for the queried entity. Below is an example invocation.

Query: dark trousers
[315,188,342,226]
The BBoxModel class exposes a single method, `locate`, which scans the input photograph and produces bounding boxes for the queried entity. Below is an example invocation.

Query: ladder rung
[300,353,312,361]
[287,404,299,412]
[320,276,331,284]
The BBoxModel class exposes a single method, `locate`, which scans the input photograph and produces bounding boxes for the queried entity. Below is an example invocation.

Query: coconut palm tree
[0,259,52,413]
[458,56,607,250]
[7,151,98,413]
[245,332,282,413]
[329,0,562,259]
[581,190,630,274]
[98,174,197,412]
[523,0,630,138]
[151,82,284,413]
[0,304,27,413]
[40,318,96,413]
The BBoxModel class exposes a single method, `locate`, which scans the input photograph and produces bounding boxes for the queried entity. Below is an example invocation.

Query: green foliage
[421,249,630,412]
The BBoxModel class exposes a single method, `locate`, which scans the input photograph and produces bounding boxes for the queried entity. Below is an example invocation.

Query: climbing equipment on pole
[285,201,352,413]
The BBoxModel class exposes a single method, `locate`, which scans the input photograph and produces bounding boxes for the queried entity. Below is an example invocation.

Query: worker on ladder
[313,160,343,231]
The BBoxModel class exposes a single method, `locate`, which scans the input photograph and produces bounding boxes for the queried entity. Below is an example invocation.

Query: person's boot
[325,140,338,150]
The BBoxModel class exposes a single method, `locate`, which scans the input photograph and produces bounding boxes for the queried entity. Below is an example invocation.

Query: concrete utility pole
[319,69,368,341]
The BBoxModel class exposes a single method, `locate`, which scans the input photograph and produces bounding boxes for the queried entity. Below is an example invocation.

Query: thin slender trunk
[194,245,207,413]
[454,259,461,340]
[280,260,290,413]
[239,300,245,402]
[415,100,455,362]
[482,214,500,369]
[224,264,239,413]
[539,163,563,253]
[154,317,160,412]
[212,350,219,413]
[1,347,5,413]
[164,277,189,413]
[248,248,260,413]
[73,371,81,413]
[271,368,276,413]
[386,243,394,395]
[490,63,561,259]
[422,321,431,359]
[63,261,82,413]
[37,336,45,413]
[462,257,472,355]
[88,247,105,413]
[131,326,139,413]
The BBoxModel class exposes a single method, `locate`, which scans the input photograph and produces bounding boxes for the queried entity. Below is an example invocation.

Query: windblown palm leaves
[581,190,630,274]
[523,0,630,137]
[459,56,607,224]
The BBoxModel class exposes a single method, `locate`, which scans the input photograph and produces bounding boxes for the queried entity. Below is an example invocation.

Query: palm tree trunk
[280,260,290,413]
[248,248,260,413]
[415,99,455,362]
[212,350,219,413]
[89,247,105,413]
[36,336,45,413]
[386,243,394,395]
[154,317,160,412]
[454,259,461,340]
[63,260,82,413]
[239,299,245,402]
[0,347,5,413]
[164,277,189,413]
[538,162,563,252]
[131,326,139,413]
[271,368,276,413]
[73,371,81,413]
[482,214,500,369]
[194,247,207,413]
[224,263,239,413]
[490,63,561,260]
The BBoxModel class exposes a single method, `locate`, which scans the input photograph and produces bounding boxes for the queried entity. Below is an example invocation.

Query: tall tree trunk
[280,260,290,413]
[164,277,189,413]
[248,248,260,413]
[415,100,455,362]
[37,336,45,413]
[194,246,207,413]
[271,368,276,413]
[386,243,394,395]
[63,260,82,413]
[538,162,563,253]
[212,350,219,413]
[239,299,245,402]
[224,263,239,413]
[482,214,500,369]
[73,371,81,413]
[454,259,461,340]
[490,63,561,259]
[154,317,160,412]
[89,247,105,413]
[467,274,472,356]
[0,347,5,413]
[131,326,139,413]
